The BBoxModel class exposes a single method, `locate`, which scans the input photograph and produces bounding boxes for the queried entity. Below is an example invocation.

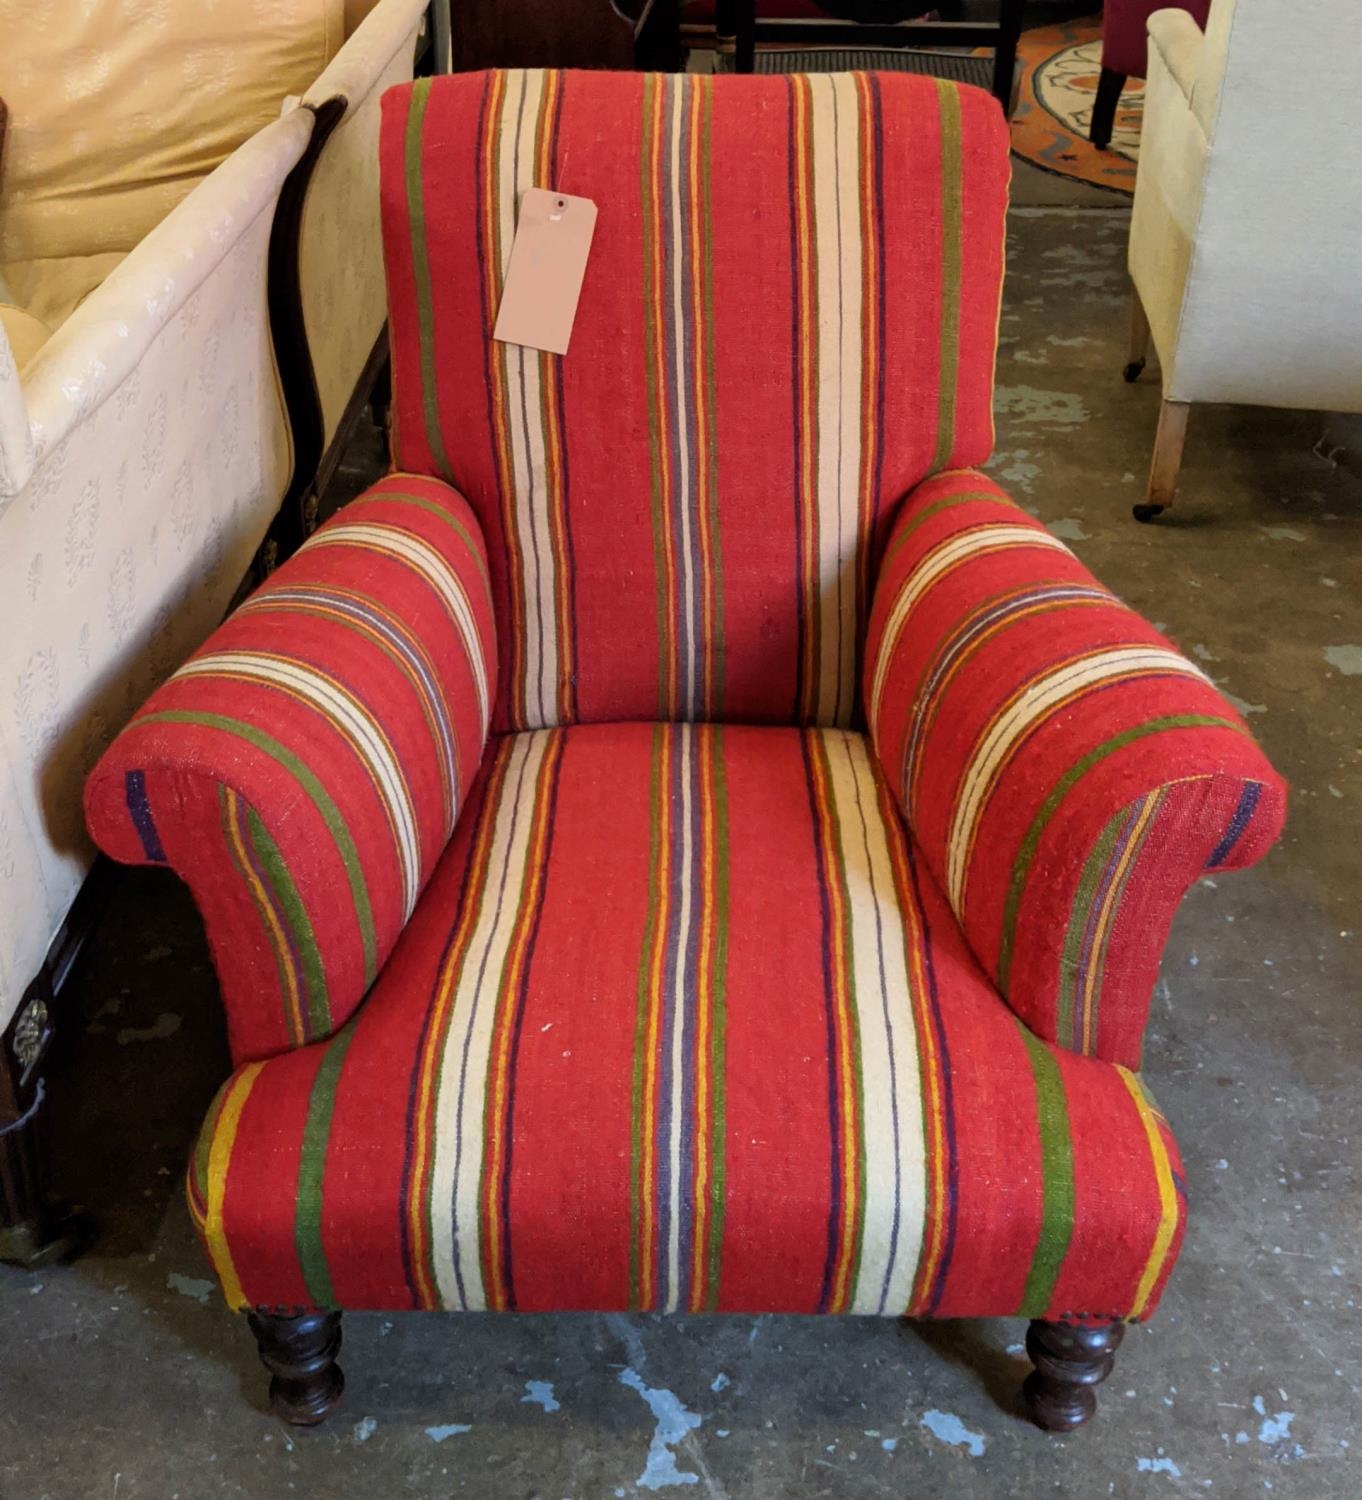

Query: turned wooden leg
[1023,1319,1124,1432]
[1125,290,1152,384]
[1089,67,1125,150]
[248,1310,345,1426]
[1134,399,1191,523]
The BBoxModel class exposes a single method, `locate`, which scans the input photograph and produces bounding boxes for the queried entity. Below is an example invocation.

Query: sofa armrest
[1148,9,1204,105]
[864,471,1286,1069]
[85,474,496,1064]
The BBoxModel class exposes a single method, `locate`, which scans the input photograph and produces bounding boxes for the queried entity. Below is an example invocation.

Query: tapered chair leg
[1089,67,1125,150]
[1023,1319,1124,1432]
[1134,399,1190,523]
[1125,290,1151,383]
[248,1310,345,1426]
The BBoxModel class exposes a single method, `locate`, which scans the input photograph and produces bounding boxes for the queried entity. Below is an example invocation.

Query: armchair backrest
[379,69,1009,732]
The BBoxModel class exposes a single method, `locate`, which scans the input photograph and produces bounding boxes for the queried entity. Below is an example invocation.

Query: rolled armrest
[1148,9,1203,106]
[85,474,496,1064]
[864,471,1286,1069]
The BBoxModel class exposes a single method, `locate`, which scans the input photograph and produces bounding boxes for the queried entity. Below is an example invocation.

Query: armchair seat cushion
[192,721,1184,1324]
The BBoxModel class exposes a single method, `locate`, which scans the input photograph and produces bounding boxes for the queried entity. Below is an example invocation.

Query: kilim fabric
[186,722,1187,1323]
[379,69,1009,733]
[85,476,496,1064]
[864,470,1288,1068]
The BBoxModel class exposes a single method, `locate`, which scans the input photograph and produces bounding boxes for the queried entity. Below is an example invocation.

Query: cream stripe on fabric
[668,81,700,719]
[868,526,1071,724]
[810,75,866,727]
[945,646,1212,910]
[182,651,421,916]
[496,70,558,730]
[308,523,491,735]
[822,731,926,1315]
[428,731,550,1309]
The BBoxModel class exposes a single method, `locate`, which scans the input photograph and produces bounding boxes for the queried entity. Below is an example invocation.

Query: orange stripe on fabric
[687,80,717,718]
[854,73,879,651]
[688,727,717,1311]
[480,732,563,1310]
[202,1062,266,1310]
[406,743,514,1308]
[1118,1069,1181,1319]
[639,727,674,1308]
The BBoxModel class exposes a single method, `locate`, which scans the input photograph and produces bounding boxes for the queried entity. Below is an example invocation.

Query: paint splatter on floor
[710,1373,729,1393]
[353,1417,378,1443]
[994,385,1090,428]
[920,1410,985,1458]
[1136,1454,1182,1476]
[618,1367,702,1490]
[165,1273,213,1304]
[1323,645,1362,676]
[117,1012,181,1045]
[425,1423,472,1443]
[1048,517,1090,541]
[522,1381,560,1414]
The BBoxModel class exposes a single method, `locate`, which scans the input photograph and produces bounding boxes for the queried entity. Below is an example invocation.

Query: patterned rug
[1010,16,1142,196]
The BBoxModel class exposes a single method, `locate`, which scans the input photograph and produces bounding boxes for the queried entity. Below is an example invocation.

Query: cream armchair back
[0,110,313,1043]
[1125,0,1362,519]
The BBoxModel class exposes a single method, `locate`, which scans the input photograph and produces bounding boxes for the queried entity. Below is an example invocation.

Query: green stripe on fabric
[930,81,963,474]
[376,492,492,588]
[703,724,730,1311]
[294,1019,360,1307]
[246,803,331,1041]
[404,79,452,482]
[699,78,725,718]
[1016,1020,1075,1317]
[142,710,378,986]
[883,491,1006,568]
[640,73,671,720]
[995,715,1241,995]
[629,722,668,1308]
[1055,806,1127,1050]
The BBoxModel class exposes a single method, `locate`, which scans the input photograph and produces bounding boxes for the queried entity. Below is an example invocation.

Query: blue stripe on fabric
[125,770,166,862]
[1205,782,1262,868]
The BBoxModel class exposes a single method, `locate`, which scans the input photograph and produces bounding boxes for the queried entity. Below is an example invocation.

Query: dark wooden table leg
[1089,67,1125,149]
[991,0,1025,115]
[1023,1319,1125,1432]
[248,1310,346,1426]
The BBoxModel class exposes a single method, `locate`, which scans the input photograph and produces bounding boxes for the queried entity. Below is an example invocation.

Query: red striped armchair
[86,68,1285,1432]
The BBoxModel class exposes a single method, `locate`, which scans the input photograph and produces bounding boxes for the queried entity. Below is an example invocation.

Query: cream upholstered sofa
[1124,0,1362,519]
[0,0,426,1266]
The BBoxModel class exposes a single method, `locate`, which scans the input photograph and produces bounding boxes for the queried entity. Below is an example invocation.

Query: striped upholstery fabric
[188,722,1186,1322]
[379,69,1009,732]
[85,476,496,1063]
[865,471,1288,1068]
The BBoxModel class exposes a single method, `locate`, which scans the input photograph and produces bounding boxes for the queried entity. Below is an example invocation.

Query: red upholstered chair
[85,69,1285,1431]
[1090,0,1212,149]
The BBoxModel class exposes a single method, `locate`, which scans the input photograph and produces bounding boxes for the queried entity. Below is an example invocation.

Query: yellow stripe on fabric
[202,1063,265,1310]
[931,80,963,473]
[1119,1068,1181,1319]
[791,75,820,723]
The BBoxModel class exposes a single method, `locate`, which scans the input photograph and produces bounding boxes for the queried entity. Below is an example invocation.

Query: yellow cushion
[0,301,50,372]
[3,252,127,332]
[0,0,344,267]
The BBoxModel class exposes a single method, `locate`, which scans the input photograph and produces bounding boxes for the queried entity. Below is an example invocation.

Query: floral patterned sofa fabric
[0,110,313,1032]
[86,71,1284,1427]
[85,475,496,1064]
[380,70,1009,733]
[0,0,344,345]
[864,470,1286,1068]
[300,0,428,451]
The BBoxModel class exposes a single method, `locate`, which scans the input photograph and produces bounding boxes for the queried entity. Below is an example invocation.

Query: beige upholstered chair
[1125,0,1362,520]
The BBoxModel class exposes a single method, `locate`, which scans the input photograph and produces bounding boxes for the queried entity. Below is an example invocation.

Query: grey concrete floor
[3,200,1360,1500]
